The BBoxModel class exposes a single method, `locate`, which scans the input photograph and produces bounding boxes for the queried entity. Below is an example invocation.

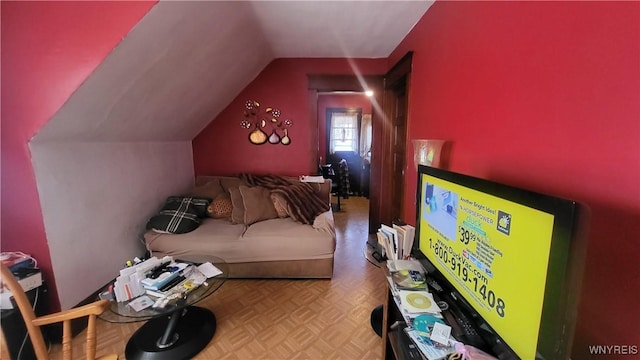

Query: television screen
[414,165,587,359]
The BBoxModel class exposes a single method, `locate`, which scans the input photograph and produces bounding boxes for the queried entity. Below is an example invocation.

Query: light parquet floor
[47,196,386,359]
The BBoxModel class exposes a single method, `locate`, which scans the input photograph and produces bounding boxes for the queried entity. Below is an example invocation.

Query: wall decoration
[241,100,293,145]
[412,139,446,169]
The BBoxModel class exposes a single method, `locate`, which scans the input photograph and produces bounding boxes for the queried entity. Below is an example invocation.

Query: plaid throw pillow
[146,197,210,234]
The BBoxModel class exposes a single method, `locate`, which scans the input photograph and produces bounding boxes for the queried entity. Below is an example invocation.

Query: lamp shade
[412,139,445,169]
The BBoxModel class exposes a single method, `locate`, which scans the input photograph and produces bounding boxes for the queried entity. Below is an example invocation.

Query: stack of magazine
[386,259,457,360]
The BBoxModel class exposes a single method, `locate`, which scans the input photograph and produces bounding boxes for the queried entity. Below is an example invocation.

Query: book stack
[377,223,415,260]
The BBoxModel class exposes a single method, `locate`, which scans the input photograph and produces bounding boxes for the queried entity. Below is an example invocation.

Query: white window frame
[329,112,359,153]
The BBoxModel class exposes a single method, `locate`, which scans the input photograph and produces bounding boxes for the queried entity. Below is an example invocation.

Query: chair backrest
[1,263,49,359]
[0,264,113,360]
[337,159,350,195]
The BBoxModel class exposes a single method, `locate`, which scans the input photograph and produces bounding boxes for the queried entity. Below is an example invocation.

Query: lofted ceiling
[32,1,433,143]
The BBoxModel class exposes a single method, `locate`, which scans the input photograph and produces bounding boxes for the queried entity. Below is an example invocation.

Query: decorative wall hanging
[241,100,293,145]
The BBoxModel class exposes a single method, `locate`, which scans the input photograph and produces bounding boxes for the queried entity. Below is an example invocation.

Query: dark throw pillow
[146,197,208,234]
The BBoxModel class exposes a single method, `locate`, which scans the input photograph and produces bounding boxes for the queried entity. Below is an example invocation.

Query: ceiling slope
[33,1,273,142]
[32,1,432,143]
[252,1,433,58]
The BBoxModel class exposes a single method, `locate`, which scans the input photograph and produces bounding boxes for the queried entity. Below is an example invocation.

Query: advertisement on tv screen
[418,173,555,359]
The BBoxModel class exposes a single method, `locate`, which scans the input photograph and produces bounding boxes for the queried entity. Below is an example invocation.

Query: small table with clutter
[98,255,228,360]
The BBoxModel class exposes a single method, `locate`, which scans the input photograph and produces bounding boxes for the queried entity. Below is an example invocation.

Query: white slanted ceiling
[33,1,432,143]
[28,0,433,308]
[33,1,273,142]
[252,1,432,58]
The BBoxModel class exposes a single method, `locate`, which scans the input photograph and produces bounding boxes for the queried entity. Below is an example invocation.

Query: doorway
[321,104,367,197]
[307,61,412,234]
[308,75,382,227]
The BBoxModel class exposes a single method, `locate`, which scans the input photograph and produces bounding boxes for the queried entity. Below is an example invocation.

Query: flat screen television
[414,165,588,360]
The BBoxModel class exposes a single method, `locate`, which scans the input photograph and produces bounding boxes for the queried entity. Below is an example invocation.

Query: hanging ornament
[249,125,268,145]
[268,130,281,144]
[280,129,291,145]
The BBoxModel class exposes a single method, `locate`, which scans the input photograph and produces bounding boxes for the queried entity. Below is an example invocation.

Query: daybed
[143,175,336,278]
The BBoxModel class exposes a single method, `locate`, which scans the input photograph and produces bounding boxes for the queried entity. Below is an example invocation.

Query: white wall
[30,141,193,308]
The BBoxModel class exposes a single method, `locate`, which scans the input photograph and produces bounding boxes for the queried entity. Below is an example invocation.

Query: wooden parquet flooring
[46,196,386,359]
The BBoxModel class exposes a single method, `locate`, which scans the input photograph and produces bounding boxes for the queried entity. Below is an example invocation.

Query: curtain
[359,114,372,158]
[329,112,359,153]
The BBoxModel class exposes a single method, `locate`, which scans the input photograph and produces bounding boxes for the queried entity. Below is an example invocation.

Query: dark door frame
[380,52,413,230]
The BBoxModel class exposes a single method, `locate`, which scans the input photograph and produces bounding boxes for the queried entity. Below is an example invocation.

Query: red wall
[193,58,386,176]
[317,94,373,160]
[1,1,155,310]
[391,1,639,357]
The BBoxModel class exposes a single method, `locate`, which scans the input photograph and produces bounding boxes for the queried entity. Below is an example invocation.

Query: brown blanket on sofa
[241,174,330,225]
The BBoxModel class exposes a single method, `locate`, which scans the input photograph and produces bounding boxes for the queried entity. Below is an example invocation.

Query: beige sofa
[143,175,336,278]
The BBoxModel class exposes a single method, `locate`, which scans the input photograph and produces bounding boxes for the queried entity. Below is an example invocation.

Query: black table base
[125,306,216,360]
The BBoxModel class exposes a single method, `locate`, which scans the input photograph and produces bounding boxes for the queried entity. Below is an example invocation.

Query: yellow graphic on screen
[419,174,554,359]
[498,215,510,229]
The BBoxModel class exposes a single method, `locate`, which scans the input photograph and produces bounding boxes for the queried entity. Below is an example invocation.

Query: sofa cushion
[229,187,245,224]
[144,216,335,265]
[144,218,246,258]
[241,217,336,261]
[146,196,208,234]
[190,180,225,200]
[242,174,330,225]
[207,194,233,219]
[196,175,332,205]
[220,177,244,194]
[239,185,279,225]
[270,193,289,218]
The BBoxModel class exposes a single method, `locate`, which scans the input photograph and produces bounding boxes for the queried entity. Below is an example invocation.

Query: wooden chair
[0,263,117,360]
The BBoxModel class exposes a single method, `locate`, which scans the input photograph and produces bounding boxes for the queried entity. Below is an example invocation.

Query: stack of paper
[405,328,457,360]
[113,256,173,302]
